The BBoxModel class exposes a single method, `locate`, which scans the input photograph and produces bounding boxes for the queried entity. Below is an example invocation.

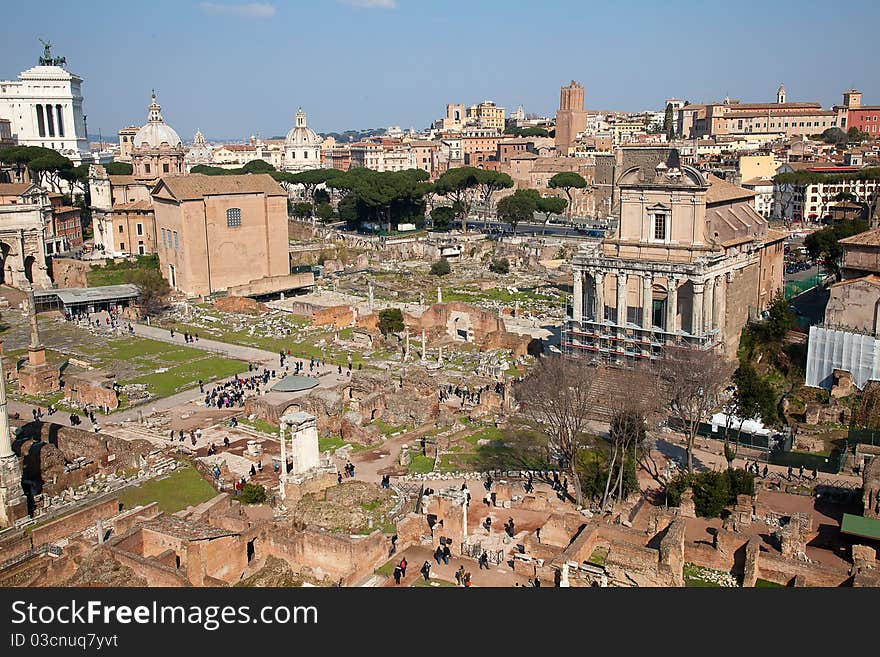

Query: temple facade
[564,148,785,363]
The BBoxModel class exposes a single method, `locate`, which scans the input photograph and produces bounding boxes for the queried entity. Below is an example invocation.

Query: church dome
[285,109,321,147]
[133,92,182,148]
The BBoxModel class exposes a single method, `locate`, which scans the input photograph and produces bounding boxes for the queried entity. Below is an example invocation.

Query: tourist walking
[393,566,402,585]
[399,557,407,577]
[420,560,431,581]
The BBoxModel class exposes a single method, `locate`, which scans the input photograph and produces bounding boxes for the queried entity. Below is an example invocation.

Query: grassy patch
[372,418,407,436]
[118,464,217,514]
[124,356,245,398]
[318,434,347,452]
[588,547,609,567]
[375,558,397,577]
[683,563,738,588]
[755,578,785,588]
[86,254,159,287]
[408,453,435,474]
[239,417,279,436]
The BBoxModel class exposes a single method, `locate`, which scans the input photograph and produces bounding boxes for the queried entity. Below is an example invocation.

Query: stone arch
[23,255,35,284]
[282,403,301,416]
[0,242,11,285]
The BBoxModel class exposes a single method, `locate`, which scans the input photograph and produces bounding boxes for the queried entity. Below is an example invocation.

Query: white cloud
[337,0,397,8]
[199,3,277,18]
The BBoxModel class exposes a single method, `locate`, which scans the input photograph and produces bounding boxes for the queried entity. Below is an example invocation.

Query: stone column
[714,275,725,336]
[421,330,426,362]
[691,281,705,336]
[641,275,653,329]
[0,370,12,459]
[616,271,628,327]
[666,277,678,333]
[572,269,583,323]
[594,272,605,323]
[703,278,714,331]
[278,425,287,499]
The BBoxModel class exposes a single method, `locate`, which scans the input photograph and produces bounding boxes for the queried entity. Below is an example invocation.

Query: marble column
[641,275,653,329]
[666,277,678,333]
[595,272,605,323]
[572,269,583,323]
[703,278,715,331]
[0,370,13,459]
[691,281,705,336]
[616,271,628,327]
[279,425,287,498]
[714,276,726,336]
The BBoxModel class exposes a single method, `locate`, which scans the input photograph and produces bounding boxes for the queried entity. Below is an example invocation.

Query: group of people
[169,427,203,446]
[202,372,269,409]
[438,382,502,407]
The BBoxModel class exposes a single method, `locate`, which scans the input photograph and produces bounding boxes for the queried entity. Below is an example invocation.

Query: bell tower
[776,84,786,105]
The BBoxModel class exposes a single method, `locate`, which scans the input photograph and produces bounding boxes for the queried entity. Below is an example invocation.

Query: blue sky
[2,0,879,141]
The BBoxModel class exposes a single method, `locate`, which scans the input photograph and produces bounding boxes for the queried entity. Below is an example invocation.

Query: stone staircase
[586,364,663,421]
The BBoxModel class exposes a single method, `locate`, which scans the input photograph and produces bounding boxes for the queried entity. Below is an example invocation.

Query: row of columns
[572,269,728,336]
[35,104,65,139]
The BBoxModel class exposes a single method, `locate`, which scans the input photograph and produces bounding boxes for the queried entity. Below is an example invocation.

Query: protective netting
[805,326,880,390]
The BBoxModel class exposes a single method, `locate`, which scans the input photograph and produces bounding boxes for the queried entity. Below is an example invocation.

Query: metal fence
[848,428,880,447]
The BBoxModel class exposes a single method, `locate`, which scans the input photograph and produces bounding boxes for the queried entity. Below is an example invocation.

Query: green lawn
[86,254,159,287]
[239,416,280,436]
[318,434,347,452]
[372,418,408,436]
[118,464,217,514]
[408,453,435,474]
[588,547,609,567]
[683,563,738,588]
[124,356,245,398]
[755,578,785,588]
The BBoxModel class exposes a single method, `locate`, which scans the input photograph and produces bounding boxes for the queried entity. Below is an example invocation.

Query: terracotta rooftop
[112,200,153,211]
[141,516,238,542]
[152,173,285,201]
[0,183,32,196]
[839,228,880,247]
[705,174,756,204]
[108,175,141,186]
[219,144,256,152]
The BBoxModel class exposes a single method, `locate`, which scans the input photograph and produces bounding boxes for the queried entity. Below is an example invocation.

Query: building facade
[0,43,107,165]
[564,149,784,363]
[152,174,289,297]
[283,109,322,173]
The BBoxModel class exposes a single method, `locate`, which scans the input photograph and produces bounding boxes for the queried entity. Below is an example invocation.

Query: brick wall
[30,497,120,546]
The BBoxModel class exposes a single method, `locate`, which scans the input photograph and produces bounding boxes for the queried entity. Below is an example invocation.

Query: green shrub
[240,483,267,504]
[489,257,509,274]
[664,468,754,518]
[430,257,451,276]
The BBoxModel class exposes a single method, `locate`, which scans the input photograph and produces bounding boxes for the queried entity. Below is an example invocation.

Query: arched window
[226,207,242,227]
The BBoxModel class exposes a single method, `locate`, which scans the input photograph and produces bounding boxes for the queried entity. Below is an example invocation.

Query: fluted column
[691,281,705,336]
[595,272,605,323]
[572,269,583,323]
[666,277,678,333]
[641,275,653,329]
[616,271,628,327]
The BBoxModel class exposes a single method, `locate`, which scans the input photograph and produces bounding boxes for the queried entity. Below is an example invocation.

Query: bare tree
[601,366,662,510]
[657,346,733,473]
[513,355,597,505]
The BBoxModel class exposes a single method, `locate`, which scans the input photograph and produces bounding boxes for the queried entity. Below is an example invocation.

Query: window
[161,228,166,246]
[652,212,668,241]
[173,231,179,250]
[136,223,143,236]
[138,242,145,255]
[163,163,169,173]
[118,225,124,233]
[120,242,125,250]
[226,207,242,227]
[145,163,151,173]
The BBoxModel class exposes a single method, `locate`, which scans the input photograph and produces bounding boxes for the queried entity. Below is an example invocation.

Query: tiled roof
[705,174,756,204]
[0,183,32,196]
[108,175,140,186]
[152,173,285,201]
[112,200,153,211]
[839,228,880,247]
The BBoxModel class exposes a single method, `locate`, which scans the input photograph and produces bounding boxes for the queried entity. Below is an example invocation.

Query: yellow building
[466,101,505,132]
